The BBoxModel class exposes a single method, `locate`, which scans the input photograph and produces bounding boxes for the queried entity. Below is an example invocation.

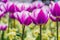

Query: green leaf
[36,35,40,40]
[16,33,22,37]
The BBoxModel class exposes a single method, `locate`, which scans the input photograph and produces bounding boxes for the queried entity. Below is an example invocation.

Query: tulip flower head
[0,2,6,18]
[0,24,7,31]
[49,1,60,21]
[14,11,32,25]
[50,13,60,22]
[31,1,44,11]
[1,0,8,3]
[6,2,19,18]
[50,1,60,17]
[30,6,49,25]
[16,3,31,12]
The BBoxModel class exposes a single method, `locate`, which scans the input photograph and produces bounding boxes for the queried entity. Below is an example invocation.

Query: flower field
[0,0,60,40]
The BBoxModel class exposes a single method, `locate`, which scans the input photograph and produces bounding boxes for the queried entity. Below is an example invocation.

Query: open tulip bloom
[30,6,49,40]
[14,10,32,40]
[49,1,60,40]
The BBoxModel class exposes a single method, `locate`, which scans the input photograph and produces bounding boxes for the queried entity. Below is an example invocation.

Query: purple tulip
[31,1,44,11]
[30,6,49,25]
[49,1,60,22]
[50,1,60,17]
[1,0,8,3]
[49,1,60,40]
[50,13,60,22]
[0,2,7,18]
[0,24,7,31]
[6,2,20,18]
[16,3,31,12]
[14,11,32,25]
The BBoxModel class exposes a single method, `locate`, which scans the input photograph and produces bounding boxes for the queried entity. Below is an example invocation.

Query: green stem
[22,25,25,40]
[40,25,42,40]
[0,18,1,23]
[1,31,4,40]
[8,17,10,33]
[13,19,15,28]
[56,21,58,40]
[49,21,52,40]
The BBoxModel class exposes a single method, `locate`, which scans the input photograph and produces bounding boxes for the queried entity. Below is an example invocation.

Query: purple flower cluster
[0,0,60,26]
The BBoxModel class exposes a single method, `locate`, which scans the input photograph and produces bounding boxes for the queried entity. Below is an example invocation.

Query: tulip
[14,11,32,25]
[30,6,49,40]
[31,1,44,11]
[14,11,32,40]
[1,0,8,3]
[16,3,23,12]
[50,1,60,17]
[16,3,31,12]
[0,24,7,40]
[30,7,49,25]
[50,13,60,22]
[0,2,7,18]
[49,1,60,40]
[6,2,20,30]
[0,24,7,31]
[6,2,19,18]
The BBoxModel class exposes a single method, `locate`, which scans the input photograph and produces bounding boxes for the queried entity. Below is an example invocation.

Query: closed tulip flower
[6,2,19,18]
[49,1,60,40]
[49,13,60,22]
[0,24,7,31]
[14,11,32,40]
[14,11,32,25]
[30,6,49,25]
[0,2,7,18]
[30,6,49,40]
[50,1,60,17]
[0,23,7,40]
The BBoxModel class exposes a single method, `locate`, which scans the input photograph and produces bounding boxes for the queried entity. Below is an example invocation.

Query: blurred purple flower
[31,1,44,11]
[30,6,49,25]
[6,2,20,18]
[1,0,8,3]
[50,13,60,22]
[0,2,7,18]
[0,24,7,31]
[16,3,31,12]
[50,1,60,17]
[49,1,60,21]
[14,11,32,25]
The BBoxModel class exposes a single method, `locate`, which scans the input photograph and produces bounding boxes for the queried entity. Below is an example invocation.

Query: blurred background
[10,0,58,2]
